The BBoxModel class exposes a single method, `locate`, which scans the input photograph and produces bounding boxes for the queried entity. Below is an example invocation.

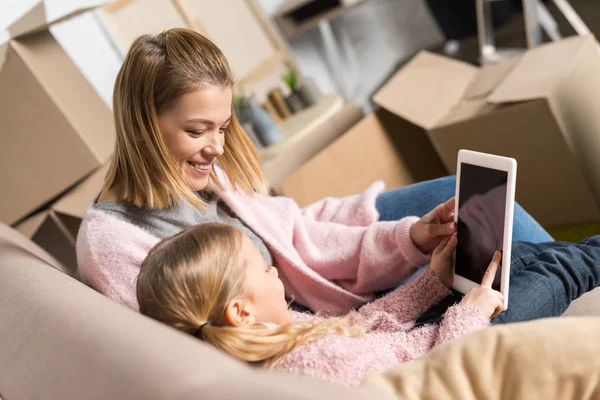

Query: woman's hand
[429,233,457,288]
[410,197,456,254]
[460,251,505,319]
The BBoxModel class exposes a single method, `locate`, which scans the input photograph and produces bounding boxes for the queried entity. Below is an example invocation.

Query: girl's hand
[410,197,456,254]
[460,251,505,319]
[429,233,457,288]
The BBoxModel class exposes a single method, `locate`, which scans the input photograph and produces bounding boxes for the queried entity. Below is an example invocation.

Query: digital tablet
[453,150,516,310]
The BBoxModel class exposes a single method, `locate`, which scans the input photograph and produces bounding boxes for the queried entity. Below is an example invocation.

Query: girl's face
[158,85,232,191]
[240,234,291,325]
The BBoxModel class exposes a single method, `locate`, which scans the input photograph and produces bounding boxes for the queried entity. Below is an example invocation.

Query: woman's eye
[188,131,205,137]
[219,127,229,134]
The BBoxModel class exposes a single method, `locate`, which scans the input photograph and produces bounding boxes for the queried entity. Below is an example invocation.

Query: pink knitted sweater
[77,181,429,313]
[275,269,490,386]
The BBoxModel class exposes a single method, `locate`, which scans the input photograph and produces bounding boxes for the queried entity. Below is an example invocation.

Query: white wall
[256,0,443,109]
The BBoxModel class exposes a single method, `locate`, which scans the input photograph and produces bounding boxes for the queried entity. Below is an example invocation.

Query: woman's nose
[202,134,224,158]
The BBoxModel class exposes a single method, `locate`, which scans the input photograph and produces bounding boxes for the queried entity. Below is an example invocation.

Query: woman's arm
[299,182,385,227]
[77,208,159,311]
[294,215,430,294]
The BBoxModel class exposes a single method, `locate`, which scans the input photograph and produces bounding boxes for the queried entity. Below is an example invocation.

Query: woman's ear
[224,299,256,327]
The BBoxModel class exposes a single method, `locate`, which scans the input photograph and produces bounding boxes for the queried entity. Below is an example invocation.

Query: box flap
[373,51,478,130]
[15,211,50,238]
[463,57,520,100]
[8,2,101,39]
[489,35,592,104]
[437,98,499,127]
[0,42,7,70]
[53,163,109,218]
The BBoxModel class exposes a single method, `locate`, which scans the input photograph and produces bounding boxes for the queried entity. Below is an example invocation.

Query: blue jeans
[375,175,553,243]
[492,237,600,323]
[376,176,600,324]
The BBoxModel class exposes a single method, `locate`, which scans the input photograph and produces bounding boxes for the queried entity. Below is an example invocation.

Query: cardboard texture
[281,109,447,207]
[0,2,114,225]
[284,36,600,226]
[372,36,600,227]
[15,164,108,277]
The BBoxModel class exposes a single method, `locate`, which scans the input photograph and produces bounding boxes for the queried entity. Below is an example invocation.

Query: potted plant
[282,70,306,113]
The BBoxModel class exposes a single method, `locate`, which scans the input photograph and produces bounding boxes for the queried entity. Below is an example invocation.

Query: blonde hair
[107,28,267,209]
[137,223,362,368]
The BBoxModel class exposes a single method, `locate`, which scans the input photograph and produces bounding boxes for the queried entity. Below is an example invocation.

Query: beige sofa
[1,223,599,400]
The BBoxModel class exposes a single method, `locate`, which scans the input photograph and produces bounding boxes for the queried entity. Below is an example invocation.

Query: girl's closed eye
[219,126,229,134]
[188,130,205,137]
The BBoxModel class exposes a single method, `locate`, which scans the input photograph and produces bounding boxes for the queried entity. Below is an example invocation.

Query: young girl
[78,28,551,319]
[136,223,600,386]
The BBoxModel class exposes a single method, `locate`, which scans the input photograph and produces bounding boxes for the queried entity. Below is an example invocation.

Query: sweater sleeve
[434,304,490,347]
[299,182,385,227]
[357,268,452,326]
[293,215,431,295]
[273,334,394,387]
[76,208,160,311]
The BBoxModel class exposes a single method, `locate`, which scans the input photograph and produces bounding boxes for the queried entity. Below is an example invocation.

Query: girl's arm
[357,268,452,326]
[434,304,490,347]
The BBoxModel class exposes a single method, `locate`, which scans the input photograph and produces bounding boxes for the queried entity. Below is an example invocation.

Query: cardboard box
[0,3,114,224]
[281,108,447,207]
[284,36,600,226]
[15,164,108,277]
[372,35,600,227]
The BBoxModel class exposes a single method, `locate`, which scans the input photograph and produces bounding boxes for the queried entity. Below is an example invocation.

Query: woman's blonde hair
[107,28,267,209]
[137,223,362,368]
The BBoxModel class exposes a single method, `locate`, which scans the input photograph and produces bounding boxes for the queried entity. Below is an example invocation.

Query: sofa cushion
[0,228,388,400]
[363,316,600,400]
[0,222,66,274]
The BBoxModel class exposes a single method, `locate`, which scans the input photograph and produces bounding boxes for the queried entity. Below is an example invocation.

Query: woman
[76,28,551,317]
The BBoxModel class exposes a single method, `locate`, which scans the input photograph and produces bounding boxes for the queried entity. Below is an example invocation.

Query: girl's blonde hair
[107,28,267,209]
[137,223,362,368]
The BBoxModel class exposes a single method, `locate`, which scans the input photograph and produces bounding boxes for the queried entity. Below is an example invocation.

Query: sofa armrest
[563,287,600,316]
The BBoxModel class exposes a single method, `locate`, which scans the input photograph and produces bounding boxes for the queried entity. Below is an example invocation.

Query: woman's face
[158,85,232,191]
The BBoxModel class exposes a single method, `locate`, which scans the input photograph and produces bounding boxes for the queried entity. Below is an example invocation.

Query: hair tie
[194,322,209,338]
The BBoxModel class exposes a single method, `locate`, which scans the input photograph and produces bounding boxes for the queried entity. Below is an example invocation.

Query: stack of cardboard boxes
[1,4,114,276]
[282,35,600,229]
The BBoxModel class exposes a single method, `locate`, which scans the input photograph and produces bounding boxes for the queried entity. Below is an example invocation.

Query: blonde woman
[77,28,551,316]
[136,223,600,386]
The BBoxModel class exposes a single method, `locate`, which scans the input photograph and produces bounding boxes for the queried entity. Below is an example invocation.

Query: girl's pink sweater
[275,269,490,386]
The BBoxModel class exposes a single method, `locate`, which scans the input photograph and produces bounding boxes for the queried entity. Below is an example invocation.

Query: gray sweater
[93,191,272,265]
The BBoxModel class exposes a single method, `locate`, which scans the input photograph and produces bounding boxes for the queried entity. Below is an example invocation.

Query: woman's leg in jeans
[414,236,600,327]
[492,236,600,323]
[375,175,553,243]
